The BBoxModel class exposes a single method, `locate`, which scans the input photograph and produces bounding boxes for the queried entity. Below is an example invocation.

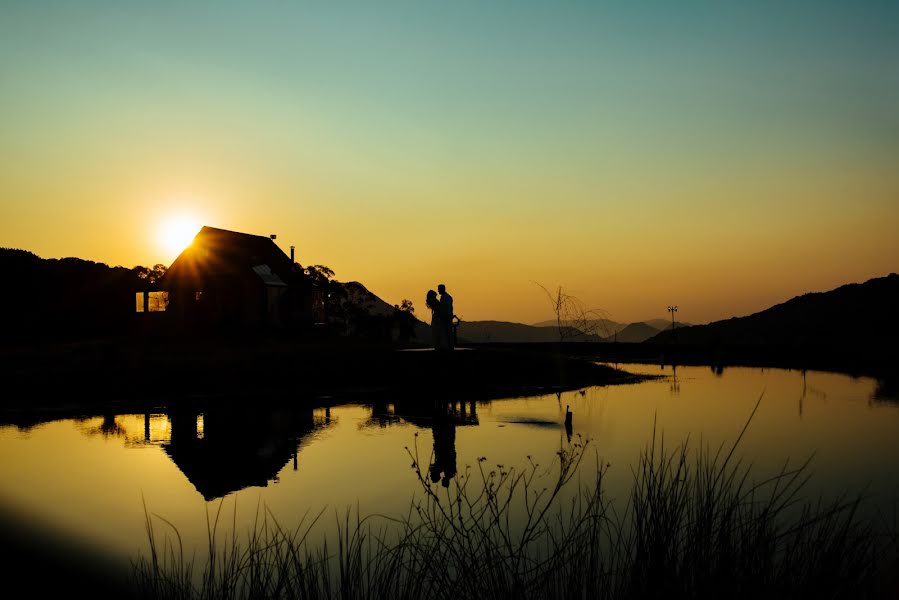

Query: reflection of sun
[158,215,201,258]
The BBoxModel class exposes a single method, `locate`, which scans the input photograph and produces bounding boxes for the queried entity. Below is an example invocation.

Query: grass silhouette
[132,396,896,599]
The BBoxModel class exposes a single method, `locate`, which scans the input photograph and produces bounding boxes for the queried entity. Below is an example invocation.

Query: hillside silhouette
[646,273,898,347]
[641,273,898,375]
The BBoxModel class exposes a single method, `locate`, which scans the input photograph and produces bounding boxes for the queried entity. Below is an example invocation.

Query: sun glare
[158,215,202,259]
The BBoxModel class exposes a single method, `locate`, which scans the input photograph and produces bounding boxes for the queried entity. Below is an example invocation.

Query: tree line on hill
[0,248,167,339]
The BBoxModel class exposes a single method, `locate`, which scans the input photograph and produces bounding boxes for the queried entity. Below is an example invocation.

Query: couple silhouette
[429,404,456,488]
[425,283,455,351]
[429,397,477,488]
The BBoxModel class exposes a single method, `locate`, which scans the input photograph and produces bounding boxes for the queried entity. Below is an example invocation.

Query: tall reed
[132,397,892,599]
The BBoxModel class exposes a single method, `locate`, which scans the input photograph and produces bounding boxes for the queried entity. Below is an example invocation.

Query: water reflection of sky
[0,364,897,586]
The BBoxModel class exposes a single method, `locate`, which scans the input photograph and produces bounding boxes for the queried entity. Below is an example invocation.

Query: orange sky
[1,2,897,325]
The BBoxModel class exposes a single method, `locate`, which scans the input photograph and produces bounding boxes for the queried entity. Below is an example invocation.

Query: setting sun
[157,215,202,260]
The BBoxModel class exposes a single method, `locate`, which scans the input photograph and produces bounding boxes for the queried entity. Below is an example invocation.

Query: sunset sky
[2,1,897,325]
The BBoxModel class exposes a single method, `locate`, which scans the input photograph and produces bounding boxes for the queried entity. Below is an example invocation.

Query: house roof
[163,439,296,500]
[162,226,309,288]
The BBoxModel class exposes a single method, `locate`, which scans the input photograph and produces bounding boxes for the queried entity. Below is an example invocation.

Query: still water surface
[1,363,897,582]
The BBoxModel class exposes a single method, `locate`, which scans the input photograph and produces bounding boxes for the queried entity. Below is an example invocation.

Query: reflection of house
[154,226,323,331]
[163,405,327,500]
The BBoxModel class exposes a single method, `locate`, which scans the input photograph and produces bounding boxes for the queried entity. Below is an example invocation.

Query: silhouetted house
[157,226,323,331]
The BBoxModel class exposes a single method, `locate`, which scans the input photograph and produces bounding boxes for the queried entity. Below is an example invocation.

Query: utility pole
[668,306,678,343]
[667,305,678,330]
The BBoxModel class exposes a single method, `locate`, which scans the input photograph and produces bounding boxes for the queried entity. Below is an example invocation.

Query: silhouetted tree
[297,264,371,335]
[534,282,609,344]
[394,299,417,342]
[133,263,167,284]
[302,264,335,284]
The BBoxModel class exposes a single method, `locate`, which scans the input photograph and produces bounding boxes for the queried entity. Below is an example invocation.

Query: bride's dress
[431,311,448,349]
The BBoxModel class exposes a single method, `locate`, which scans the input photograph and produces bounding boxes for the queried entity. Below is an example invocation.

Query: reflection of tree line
[872,377,897,403]
[81,413,128,438]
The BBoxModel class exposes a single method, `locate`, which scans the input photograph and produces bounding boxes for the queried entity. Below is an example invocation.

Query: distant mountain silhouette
[645,318,692,331]
[455,320,603,344]
[645,273,899,351]
[530,318,622,337]
[611,322,662,343]
[529,318,691,341]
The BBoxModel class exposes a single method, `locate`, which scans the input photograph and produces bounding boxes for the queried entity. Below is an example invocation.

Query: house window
[148,291,169,312]
[136,291,170,313]
[195,291,204,301]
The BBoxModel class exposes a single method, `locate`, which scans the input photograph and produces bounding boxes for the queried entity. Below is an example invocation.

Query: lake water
[1,362,897,590]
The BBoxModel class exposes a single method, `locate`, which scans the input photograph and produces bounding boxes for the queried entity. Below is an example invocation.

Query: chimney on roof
[270,234,277,240]
[290,245,295,262]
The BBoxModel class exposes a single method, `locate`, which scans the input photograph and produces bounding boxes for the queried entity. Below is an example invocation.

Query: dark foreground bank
[473,340,898,382]
[0,335,646,419]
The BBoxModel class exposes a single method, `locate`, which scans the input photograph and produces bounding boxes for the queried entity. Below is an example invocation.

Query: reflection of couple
[429,404,457,488]
[426,283,454,351]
